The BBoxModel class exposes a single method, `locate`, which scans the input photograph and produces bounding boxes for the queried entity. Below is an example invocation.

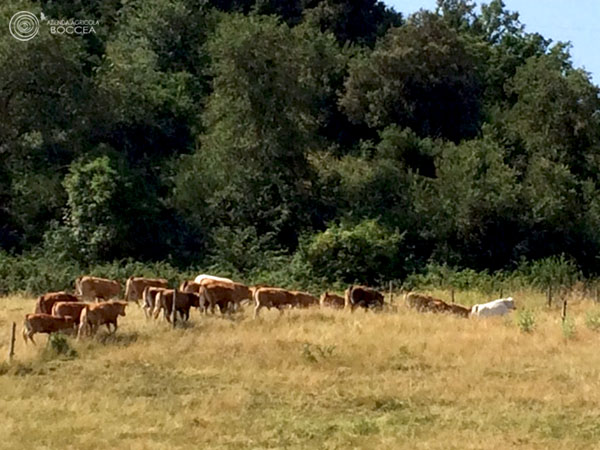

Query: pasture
[2,289,600,449]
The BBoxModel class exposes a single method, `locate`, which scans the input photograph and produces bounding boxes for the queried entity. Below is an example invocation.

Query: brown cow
[153,290,201,322]
[199,281,252,314]
[124,276,168,303]
[292,291,318,308]
[448,303,471,318]
[344,286,384,312]
[51,301,88,325]
[319,292,345,309]
[76,276,121,301]
[179,281,203,294]
[405,292,436,311]
[23,313,76,344]
[142,286,169,318]
[35,292,79,314]
[77,301,127,338]
[253,287,297,318]
[405,292,469,318]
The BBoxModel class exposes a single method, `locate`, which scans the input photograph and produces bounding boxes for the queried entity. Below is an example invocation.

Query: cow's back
[79,276,121,300]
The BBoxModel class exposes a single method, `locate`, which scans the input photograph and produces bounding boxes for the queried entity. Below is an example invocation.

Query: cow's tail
[77,306,89,339]
[75,277,82,296]
[124,276,133,302]
[22,317,31,343]
[344,286,353,311]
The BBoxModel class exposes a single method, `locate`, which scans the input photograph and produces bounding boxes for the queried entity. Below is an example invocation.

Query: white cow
[193,274,233,284]
[471,297,516,317]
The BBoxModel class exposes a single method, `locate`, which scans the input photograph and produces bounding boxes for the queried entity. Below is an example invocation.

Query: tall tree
[340,11,485,142]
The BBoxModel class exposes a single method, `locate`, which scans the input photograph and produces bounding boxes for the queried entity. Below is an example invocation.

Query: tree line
[1,0,600,290]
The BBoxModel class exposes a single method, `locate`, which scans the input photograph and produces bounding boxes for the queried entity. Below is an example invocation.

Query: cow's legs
[254,303,262,318]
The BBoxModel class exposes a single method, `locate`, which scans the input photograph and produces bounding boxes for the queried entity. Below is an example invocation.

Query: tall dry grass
[1,290,600,449]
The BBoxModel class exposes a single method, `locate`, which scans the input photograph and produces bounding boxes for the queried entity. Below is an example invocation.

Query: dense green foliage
[2,0,600,292]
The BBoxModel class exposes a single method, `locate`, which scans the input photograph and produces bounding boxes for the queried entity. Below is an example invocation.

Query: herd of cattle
[21,274,517,343]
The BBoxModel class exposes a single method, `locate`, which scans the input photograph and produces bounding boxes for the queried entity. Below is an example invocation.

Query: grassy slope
[1,290,600,449]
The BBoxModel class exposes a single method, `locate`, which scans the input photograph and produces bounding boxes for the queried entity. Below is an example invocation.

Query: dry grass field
[2,289,600,449]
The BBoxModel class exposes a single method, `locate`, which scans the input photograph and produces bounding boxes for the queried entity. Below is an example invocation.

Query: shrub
[562,317,576,340]
[585,311,600,331]
[45,334,78,359]
[299,219,409,285]
[517,309,536,333]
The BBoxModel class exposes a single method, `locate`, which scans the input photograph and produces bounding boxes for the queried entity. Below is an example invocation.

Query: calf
[78,301,127,338]
[471,297,516,318]
[51,301,88,325]
[23,314,76,344]
[124,276,168,303]
[76,276,121,301]
[35,292,79,315]
[344,286,384,312]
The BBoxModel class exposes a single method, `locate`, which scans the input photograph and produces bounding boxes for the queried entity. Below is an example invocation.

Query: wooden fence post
[389,281,393,304]
[561,299,568,324]
[8,322,16,363]
[596,285,599,303]
[171,288,177,329]
[547,285,552,308]
[451,288,455,304]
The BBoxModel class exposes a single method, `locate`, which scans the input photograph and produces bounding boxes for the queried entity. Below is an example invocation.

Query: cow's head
[115,301,128,316]
[190,293,201,308]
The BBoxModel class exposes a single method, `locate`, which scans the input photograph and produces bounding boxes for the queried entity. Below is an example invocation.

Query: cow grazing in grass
[405,292,470,318]
[448,303,471,318]
[35,292,79,315]
[22,314,76,344]
[142,286,168,318]
[319,292,345,309]
[78,301,127,338]
[292,291,318,308]
[153,290,201,322]
[471,297,516,318]
[76,276,121,301]
[51,301,88,325]
[198,281,251,314]
[124,276,168,304]
[404,292,438,312]
[344,286,384,312]
[253,287,297,318]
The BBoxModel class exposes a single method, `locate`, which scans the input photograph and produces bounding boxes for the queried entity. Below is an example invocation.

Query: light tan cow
[319,292,345,309]
[76,276,121,301]
[253,287,297,318]
[77,301,127,338]
[35,292,80,314]
[51,301,88,325]
[23,314,76,344]
[124,276,168,303]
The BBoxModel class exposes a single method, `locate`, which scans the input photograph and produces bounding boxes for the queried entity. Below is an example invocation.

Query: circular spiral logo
[9,11,40,41]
